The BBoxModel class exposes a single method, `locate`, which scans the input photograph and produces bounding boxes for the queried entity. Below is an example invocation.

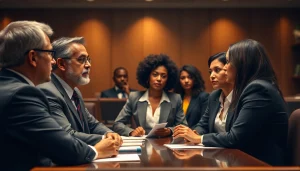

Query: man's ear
[56,58,66,71]
[28,50,37,67]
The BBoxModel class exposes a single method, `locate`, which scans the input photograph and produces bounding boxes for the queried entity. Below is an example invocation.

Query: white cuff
[89,145,98,160]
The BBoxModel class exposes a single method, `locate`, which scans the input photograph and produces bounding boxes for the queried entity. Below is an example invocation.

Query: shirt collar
[6,68,35,86]
[115,86,120,91]
[53,73,74,99]
[219,90,233,104]
[138,89,170,104]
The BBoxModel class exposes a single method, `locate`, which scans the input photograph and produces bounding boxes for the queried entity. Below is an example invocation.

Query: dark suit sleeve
[100,91,108,98]
[84,106,113,135]
[173,94,188,129]
[8,86,95,165]
[113,95,134,136]
[202,83,274,148]
[41,88,103,146]
[191,92,209,129]
[193,103,210,134]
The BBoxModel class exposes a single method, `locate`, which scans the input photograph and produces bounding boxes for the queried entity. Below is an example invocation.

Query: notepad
[121,136,146,140]
[164,144,224,149]
[122,142,143,146]
[93,154,140,162]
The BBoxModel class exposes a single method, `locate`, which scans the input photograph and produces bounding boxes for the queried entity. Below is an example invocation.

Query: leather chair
[287,109,300,165]
[85,102,96,117]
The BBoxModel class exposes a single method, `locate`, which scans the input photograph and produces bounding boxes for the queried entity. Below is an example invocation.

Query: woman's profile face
[179,70,194,91]
[209,59,227,89]
[224,50,236,84]
[149,65,168,91]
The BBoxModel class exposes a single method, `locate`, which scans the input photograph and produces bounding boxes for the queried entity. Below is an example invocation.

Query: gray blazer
[113,91,187,136]
[38,73,112,145]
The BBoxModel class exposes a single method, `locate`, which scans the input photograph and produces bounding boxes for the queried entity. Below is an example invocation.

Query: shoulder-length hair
[228,39,282,110]
[175,65,205,97]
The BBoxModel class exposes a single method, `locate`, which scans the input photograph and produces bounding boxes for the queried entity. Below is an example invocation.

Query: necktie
[122,92,126,98]
[116,89,126,98]
[71,91,84,127]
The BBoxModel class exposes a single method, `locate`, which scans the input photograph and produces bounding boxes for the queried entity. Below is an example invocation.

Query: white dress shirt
[138,90,170,129]
[115,86,128,99]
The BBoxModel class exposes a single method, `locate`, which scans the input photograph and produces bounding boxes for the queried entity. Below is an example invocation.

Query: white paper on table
[146,122,168,138]
[121,136,146,140]
[123,139,145,143]
[93,154,140,162]
[122,142,143,146]
[164,144,224,149]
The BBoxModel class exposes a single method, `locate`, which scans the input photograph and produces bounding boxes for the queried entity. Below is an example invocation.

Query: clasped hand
[173,125,201,144]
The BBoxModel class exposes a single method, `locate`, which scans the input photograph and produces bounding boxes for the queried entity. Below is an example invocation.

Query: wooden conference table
[32,137,299,171]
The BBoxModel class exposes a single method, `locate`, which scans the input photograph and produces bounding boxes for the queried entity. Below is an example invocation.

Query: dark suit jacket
[0,69,95,171]
[197,80,288,166]
[113,91,188,136]
[183,91,209,129]
[100,87,135,98]
[194,89,226,135]
[38,73,112,146]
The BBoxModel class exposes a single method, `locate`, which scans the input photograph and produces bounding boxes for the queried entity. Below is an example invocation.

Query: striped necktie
[71,91,84,127]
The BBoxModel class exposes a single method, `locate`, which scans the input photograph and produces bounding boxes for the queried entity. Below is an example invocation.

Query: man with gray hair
[0,21,119,171]
[38,37,122,146]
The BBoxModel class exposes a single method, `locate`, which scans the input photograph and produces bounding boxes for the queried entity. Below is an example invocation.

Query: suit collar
[53,73,74,99]
[4,68,35,86]
[138,90,170,103]
[51,73,84,129]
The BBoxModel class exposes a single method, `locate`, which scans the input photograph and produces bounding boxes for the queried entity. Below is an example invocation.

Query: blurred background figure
[175,64,209,129]
[101,67,135,98]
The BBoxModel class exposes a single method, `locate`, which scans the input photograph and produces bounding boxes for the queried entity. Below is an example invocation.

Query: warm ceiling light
[87,0,94,2]
[145,0,153,2]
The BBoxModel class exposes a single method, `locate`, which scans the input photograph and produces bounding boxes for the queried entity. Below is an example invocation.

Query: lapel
[209,100,220,132]
[74,88,89,132]
[225,108,234,131]
[185,95,197,121]
[51,74,84,130]
[159,101,171,123]
[137,101,148,127]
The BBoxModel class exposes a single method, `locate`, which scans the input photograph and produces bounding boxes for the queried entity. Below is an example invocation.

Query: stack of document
[121,136,145,146]
[119,146,142,154]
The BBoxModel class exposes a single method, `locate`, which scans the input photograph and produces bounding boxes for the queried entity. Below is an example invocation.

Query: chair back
[287,109,300,165]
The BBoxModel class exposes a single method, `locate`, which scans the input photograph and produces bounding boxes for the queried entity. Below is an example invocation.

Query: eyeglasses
[33,49,56,58]
[25,49,56,59]
[62,56,91,64]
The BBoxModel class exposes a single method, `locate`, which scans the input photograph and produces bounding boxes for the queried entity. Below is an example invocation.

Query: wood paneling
[1,8,300,97]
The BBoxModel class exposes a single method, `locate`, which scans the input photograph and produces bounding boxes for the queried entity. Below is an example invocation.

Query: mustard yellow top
[182,98,190,115]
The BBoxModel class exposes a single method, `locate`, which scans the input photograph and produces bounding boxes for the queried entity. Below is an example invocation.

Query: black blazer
[0,69,95,171]
[100,87,135,98]
[196,80,288,166]
[38,74,112,145]
[183,91,209,129]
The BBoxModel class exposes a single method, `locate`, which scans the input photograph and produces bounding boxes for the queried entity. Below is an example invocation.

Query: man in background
[0,21,119,171]
[38,37,121,146]
[101,67,135,98]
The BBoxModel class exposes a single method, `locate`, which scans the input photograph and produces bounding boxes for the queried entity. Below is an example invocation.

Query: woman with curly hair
[174,65,209,129]
[113,54,187,137]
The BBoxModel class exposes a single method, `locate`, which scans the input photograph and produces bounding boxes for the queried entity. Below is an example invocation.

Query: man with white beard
[38,37,122,146]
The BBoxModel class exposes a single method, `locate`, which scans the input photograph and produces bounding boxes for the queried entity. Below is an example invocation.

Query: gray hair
[51,37,85,70]
[0,20,53,68]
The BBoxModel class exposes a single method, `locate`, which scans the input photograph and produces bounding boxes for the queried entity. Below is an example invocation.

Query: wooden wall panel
[111,10,145,91]
[210,9,251,54]
[180,9,212,92]
[0,8,299,97]
[143,9,181,66]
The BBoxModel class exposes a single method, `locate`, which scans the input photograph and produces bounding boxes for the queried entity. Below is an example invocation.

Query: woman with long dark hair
[175,65,208,128]
[174,39,288,165]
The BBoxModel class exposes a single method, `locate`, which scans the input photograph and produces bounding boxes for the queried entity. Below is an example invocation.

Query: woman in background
[174,39,288,165]
[113,54,187,137]
[175,65,208,129]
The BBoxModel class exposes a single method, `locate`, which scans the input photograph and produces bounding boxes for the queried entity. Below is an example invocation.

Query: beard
[66,67,90,86]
